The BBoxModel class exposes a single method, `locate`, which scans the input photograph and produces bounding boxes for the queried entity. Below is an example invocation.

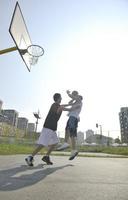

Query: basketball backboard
[9,2,32,72]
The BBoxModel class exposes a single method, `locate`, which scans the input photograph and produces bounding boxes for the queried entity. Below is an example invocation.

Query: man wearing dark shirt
[25,93,64,166]
[43,101,62,131]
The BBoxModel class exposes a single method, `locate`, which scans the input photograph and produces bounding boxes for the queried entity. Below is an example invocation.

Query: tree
[114,137,121,144]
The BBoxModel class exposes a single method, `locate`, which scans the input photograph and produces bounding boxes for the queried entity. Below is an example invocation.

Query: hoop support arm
[0,46,17,55]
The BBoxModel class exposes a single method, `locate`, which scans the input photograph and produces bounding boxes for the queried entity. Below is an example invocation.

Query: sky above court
[1,0,128,139]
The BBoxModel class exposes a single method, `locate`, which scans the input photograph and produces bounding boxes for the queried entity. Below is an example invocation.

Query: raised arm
[66,90,79,100]
[66,90,73,98]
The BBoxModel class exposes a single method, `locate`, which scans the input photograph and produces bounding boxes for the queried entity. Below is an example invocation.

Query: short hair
[53,93,61,102]
[72,90,78,96]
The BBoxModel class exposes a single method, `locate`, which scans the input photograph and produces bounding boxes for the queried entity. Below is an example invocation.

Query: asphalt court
[0,155,128,200]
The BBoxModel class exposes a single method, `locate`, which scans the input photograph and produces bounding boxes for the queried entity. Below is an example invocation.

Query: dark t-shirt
[43,103,62,131]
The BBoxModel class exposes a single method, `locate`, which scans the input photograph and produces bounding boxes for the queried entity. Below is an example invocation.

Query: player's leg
[65,129,70,143]
[42,129,59,165]
[68,117,79,160]
[57,121,70,151]
[32,145,44,156]
[57,130,70,150]
[25,144,43,166]
[42,144,57,165]
[70,136,76,150]
[25,127,47,166]
[69,136,78,160]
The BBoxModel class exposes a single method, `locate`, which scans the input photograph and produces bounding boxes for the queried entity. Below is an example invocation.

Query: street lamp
[96,123,102,143]
[107,131,110,146]
[33,110,41,132]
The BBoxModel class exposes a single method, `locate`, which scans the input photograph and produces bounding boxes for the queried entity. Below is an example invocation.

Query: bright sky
[1,0,128,139]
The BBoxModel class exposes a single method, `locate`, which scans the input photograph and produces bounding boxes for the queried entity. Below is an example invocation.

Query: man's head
[53,93,62,103]
[72,90,78,96]
[71,90,79,100]
[75,95,83,102]
[78,95,83,101]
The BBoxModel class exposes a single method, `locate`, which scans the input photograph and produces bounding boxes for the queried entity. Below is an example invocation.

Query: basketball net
[29,55,38,65]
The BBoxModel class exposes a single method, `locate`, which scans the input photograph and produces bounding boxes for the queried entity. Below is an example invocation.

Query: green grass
[102,146,128,155]
[0,143,128,157]
[0,143,46,155]
[79,146,128,156]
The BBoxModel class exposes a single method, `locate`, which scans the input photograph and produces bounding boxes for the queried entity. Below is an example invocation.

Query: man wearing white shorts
[25,93,65,166]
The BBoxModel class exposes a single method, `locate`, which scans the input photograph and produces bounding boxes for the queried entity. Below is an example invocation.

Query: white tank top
[68,101,82,119]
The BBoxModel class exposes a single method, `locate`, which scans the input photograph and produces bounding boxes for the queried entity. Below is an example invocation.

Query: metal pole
[107,131,110,146]
[35,118,38,133]
[99,125,102,137]
[0,46,17,55]
[99,125,102,144]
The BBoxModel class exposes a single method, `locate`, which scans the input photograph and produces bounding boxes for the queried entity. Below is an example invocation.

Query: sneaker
[69,150,78,160]
[25,156,34,166]
[42,156,53,165]
[57,142,70,151]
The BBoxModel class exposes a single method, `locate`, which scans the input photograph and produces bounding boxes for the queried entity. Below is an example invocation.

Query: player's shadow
[0,163,74,191]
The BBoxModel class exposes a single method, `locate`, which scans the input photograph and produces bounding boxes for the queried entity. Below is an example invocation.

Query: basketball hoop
[27,45,44,57]
[20,44,44,66]
[20,44,44,57]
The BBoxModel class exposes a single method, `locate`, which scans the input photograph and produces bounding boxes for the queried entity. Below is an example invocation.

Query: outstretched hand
[66,90,70,94]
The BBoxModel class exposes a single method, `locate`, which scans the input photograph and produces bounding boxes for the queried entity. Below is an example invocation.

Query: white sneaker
[69,150,78,160]
[57,142,70,151]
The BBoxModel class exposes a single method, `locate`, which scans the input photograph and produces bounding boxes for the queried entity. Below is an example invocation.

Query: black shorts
[65,116,78,137]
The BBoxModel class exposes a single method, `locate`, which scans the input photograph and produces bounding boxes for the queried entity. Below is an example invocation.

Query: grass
[79,146,128,156]
[0,143,45,155]
[0,143,128,157]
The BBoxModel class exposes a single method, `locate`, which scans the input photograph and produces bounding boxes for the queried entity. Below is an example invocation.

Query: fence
[0,122,39,145]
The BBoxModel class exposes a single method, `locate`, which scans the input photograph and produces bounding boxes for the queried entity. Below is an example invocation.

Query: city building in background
[27,123,35,133]
[0,99,124,142]
[0,100,38,138]
[85,134,114,145]
[0,100,3,112]
[119,107,128,143]
[1,109,18,127]
[17,117,28,131]
[77,131,84,145]
[86,129,94,139]
[0,100,4,123]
